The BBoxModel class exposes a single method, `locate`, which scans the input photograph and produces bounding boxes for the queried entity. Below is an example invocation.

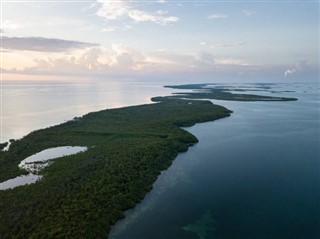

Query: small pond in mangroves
[0,146,87,190]
[109,83,320,239]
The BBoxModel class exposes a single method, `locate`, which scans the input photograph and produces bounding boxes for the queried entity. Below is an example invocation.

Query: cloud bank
[3,41,253,75]
[1,36,99,52]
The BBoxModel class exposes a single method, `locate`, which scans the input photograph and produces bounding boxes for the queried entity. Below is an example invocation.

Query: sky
[1,0,319,82]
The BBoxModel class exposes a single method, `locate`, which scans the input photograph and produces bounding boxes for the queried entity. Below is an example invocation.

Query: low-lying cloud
[284,60,310,78]
[284,68,296,77]
[2,36,99,52]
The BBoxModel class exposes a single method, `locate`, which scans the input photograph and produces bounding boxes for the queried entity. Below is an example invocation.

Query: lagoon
[0,146,87,190]
[0,173,41,190]
[19,146,88,172]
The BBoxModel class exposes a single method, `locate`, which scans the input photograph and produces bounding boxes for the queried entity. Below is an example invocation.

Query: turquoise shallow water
[109,83,320,239]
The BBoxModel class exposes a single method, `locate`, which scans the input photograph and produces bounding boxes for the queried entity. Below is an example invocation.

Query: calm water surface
[0,173,41,190]
[109,83,320,239]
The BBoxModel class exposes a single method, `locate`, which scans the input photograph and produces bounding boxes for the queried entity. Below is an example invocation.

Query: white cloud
[207,14,228,19]
[96,0,129,20]
[283,60,312,78]
[96,0,178,25]
[242,10,256,17]
[284,68,296,77]
[128,10,178,25]
[284,60,309,78]
[9,44,148,74]
[3,20,21,30]
[199,42,207,46]
[1,36,256,75]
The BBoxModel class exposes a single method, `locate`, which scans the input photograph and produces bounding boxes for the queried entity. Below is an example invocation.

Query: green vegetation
[0,97,231,238]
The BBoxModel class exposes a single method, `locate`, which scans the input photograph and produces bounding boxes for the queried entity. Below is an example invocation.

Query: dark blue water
[109,83,320,239]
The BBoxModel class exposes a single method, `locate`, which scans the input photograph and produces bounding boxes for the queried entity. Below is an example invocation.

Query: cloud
[3,44,148,74]
[284,68,296,77]
[3,20,21,30]
[9,47,254,75]
[242,10,256,17]
[128,10,178,25]
[110,44,146,70]
[211,42,245,48]
[96,0,129,20]
[284,60,309,78]
[96,0,178,25]
[0,44,205,74]
[207,14,228,19]
[1,36,99,52]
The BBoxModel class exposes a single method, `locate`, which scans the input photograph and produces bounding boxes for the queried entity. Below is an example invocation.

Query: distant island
[162,83,298,102]
[0,84,297,238]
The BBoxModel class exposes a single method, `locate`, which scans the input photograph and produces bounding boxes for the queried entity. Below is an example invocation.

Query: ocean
[109,83,320,239]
